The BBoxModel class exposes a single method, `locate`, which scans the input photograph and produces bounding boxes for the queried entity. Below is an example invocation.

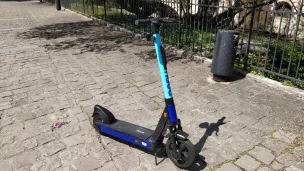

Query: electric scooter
[92,18,196,169]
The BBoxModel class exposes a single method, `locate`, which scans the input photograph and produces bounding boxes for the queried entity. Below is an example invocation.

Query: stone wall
[268,0,303,40]
[160,0,303,40]
[232,0,303,40]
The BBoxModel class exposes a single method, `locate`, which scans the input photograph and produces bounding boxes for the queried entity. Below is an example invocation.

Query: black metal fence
[47,0,304,87]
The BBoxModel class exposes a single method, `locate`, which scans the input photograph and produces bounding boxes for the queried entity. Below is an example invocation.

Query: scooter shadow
[188,117,227,170]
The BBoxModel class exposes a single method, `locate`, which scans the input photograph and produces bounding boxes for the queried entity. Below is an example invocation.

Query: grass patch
[190,89,198,93]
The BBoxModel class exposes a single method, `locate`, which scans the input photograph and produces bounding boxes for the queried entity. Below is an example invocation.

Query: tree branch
[245,0,276,9]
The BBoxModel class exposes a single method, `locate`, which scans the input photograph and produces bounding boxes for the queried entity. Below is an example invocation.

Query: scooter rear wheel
[165,138,196,169]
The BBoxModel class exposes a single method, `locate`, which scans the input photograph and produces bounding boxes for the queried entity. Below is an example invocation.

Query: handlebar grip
[135,19,152,25]
[135,18,178,25]
[159,18,177,23]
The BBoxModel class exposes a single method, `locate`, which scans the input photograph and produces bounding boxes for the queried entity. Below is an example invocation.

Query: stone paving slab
[0,1,303,171]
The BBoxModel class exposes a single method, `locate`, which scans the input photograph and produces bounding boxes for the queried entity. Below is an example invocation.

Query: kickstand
[154,145,166,166]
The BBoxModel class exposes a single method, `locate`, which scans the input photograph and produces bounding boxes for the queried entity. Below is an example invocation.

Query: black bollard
[211,30,239,82]
[56,0,61,10]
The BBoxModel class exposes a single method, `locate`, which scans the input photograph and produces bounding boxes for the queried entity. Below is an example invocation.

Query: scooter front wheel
[165,138,196,169]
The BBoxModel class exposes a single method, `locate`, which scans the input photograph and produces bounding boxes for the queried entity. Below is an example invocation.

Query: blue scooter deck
[109,120,154,140]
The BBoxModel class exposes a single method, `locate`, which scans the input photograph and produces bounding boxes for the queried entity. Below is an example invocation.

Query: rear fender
[92,105,116,124]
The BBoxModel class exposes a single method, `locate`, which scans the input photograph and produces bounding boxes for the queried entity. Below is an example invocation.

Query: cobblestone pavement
[0,1,303,171]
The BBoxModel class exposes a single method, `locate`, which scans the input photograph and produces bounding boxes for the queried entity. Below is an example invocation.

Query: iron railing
[47,0,304,87]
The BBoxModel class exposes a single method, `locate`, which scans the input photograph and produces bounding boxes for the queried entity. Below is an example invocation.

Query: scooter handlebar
[135,19,151,25]
[135,18,177,25]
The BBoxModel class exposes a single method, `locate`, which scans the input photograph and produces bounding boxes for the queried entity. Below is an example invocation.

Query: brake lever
[141,33,153,41]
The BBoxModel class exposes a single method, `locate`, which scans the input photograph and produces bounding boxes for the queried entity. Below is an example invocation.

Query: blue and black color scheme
[92,18,196,169]
[153,30,177,124]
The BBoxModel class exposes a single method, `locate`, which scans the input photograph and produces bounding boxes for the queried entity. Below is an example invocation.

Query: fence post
[295,0,304,78]
[83,0,85,14]
[56,0,61,10]
[104,0,107,20]
[120,2,123,17]
[178,0,182,48]
[286,0,303,76]
[244,0,256,70]
[92,0,95,15]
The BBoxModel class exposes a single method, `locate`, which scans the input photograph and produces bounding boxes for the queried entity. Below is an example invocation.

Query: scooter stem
[152,28,178,124]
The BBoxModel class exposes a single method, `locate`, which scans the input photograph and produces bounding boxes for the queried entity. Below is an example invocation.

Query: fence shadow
[17,20,147,54]
[17,20,188,63]
[134,49,184,63]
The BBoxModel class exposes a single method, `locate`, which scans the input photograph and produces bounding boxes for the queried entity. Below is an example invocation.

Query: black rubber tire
[165,138,196,169]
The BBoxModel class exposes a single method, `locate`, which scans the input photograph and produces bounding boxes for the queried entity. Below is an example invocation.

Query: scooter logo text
[136,130,145,134]
[164,70,172,97]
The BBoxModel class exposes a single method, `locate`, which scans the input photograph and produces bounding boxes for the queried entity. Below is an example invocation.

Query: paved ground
[0,1,303,171]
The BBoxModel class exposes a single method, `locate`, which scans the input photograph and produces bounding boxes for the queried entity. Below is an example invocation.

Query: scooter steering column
[152,24,178,124]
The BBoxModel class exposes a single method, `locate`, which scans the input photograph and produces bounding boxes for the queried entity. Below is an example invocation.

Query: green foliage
[248,48,304,89]
[266,41,303,80]
[251,68,264,76]
[206,44,214,51]
[190,89,197,93]
[250,68,304,89]
[282,80,294,86]
[240,34,304,89]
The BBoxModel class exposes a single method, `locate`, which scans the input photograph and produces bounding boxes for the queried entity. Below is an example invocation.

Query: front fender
[176,130,189,140]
